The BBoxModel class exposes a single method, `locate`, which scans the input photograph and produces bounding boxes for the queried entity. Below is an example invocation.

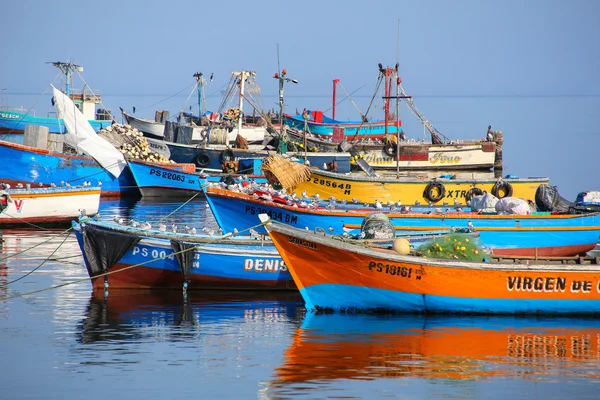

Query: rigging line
[2,75,60,136]
[347,74,385,142]
[217,75,237,112]
[0,230,72,287]
[338,83,364,118]
[238,93,277,134]
[0,219,271,302]
[0,227,74,262]
[322,84,367,113]
[157,191,202,223]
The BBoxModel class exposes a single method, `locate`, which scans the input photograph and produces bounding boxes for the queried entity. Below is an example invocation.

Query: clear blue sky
[2,0,600,198]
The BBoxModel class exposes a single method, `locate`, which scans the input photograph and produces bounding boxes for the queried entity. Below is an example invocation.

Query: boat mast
[48,60,82,97]
[233,70,255,137]
[332,79,339,120]
[193,72,207,117]
[273,67,298,154]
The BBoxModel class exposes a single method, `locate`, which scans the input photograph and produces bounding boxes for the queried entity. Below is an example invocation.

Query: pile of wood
[98,123,175,164]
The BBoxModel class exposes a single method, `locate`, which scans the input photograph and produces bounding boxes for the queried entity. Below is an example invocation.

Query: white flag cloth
[52,85,126,178]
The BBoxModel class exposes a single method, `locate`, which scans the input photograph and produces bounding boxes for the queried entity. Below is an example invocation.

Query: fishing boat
[287,127,500,172]
[127,159,266,198]
[165,141,352,173]
[204,185,600,257]
[72,218,295,291]
[262,217,600,314]
[0,185,100,227]
[274,313,600,383]
[282,66,403,140]
[0,86,136,198]
[284,65,504,173]
[247,153,547,205]
[122,71,268,144]
[0,61,112,135]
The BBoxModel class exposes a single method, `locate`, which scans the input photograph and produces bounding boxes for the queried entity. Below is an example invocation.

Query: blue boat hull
[0,139,138,198]
[284,113,401,138]
[128,160,266,198]
[298,284,600,314]
[0,111,110,134]
[165,142,352,173]
[73,221,295,290]
[205,189,600,257]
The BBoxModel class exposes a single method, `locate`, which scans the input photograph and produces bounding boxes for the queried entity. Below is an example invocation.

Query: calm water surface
[1,198,599,399]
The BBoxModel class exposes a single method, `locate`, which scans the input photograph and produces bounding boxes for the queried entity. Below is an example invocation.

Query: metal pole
[396,70,400,178]
[332,79,339,120]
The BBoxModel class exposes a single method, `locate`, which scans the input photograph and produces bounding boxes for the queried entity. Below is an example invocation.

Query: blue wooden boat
[72,218,295,291]
[165,141,352,173]
[127,159,266,198]
[0,139,138,198]
[0,61,112,135]
[284,112,401,140]
[204,186,600,257]
[0,109,111,135]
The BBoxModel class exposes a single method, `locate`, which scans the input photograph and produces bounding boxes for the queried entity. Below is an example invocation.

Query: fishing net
[414,233,490,262]
[260,154,311,190]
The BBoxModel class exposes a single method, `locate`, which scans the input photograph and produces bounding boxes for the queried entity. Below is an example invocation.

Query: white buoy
[392,238,411,255]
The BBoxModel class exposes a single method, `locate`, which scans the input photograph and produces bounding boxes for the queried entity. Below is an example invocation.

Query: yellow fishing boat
[286,168,548,205]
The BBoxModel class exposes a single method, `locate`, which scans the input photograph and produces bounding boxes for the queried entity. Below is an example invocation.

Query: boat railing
[66,88,102,103]
[0,105,35,116]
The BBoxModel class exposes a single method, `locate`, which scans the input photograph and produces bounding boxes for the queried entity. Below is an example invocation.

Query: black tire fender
[423,181,446,203]
[491,181,513,199]
[383,142,397,157]
[466,187,484,203]
[193,153,210,168]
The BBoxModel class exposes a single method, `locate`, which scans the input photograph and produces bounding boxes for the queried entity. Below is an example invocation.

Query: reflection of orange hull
[275,315,600,383]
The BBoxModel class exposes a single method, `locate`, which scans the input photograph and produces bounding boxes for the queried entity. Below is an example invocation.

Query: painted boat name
[245,205,298,224]
[149,168,186,183]
[308,177,352,195]
[288,237,317,250]
[507,276,600,293]
[244,259,288,272]
[368,261,422,279]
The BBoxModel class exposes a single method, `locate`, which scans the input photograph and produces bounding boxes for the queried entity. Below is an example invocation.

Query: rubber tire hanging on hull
[423,181,446,203]
[383,142,397,157]
[465,187,484,203]
[193,153,211,168]
[491,181,513,199]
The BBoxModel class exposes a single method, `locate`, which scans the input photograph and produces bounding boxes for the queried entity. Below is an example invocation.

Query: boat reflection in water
[274,313,600,385]
[77,290,304,345]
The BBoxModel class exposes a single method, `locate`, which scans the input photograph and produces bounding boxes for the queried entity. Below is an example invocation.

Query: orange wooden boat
[261,216,600,314]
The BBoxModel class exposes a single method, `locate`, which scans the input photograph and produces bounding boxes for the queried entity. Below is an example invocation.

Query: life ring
[383,142,397,157]
[465,187,484,202]
[491,181,513,199]
[423,181,446,203]
[193,153,210,168]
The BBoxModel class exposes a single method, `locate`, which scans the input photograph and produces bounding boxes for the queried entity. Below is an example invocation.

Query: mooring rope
[0,219,269,301]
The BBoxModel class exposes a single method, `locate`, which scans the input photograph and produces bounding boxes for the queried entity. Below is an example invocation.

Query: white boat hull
[0,187,101,226]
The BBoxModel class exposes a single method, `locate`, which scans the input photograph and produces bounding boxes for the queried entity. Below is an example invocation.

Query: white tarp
[52,85,126,178]
[495,197,536,215]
